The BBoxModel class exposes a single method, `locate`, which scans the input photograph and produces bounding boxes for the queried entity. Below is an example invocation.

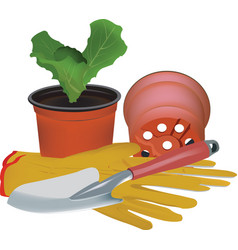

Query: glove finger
[93,143,141,163]
[166,166,236,177]
[154,173,230,188]
[95,203,153,230]
[110,157,154,171]
[129,174,228,191]
[58,143,141,172]
[190,160,216,167]
[113,183,197,208]
[123,197,183,222]
[121,158,216,170]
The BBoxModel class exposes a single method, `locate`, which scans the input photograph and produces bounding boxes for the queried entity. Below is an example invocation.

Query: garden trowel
[8,140,219,213]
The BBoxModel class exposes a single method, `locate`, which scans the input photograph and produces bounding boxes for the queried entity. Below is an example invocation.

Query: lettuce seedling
[30,19,127,103]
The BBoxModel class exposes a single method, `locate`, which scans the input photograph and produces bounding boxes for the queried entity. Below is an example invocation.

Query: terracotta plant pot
[29,84,121,158]
[124,71,210,157]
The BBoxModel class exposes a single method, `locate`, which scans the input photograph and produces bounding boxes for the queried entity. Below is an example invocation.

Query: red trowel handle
[128,140,219,180]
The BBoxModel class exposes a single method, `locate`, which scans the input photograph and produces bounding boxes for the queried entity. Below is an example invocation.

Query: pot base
[36,106,117,158]
[132,117,201,157]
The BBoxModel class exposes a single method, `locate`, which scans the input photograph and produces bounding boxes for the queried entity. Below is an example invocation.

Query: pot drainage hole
[143,131,153,140]
[185,138,194,145]
[157,123,167,132]
[174,124,184,133]
[141,150,150,157]
[162,141,173,150]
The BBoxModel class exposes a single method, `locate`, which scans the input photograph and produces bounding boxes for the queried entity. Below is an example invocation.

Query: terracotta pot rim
[28,84,121,112]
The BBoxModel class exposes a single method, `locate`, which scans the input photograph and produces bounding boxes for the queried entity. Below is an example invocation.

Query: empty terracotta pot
[124,71,210,157]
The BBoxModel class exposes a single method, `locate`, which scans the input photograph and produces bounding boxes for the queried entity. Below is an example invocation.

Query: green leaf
[30,20,127,103]
[31,32,88,103]
[30,31,65,80]
[39,56,88,102]
[30,31,64,59]
[54,46,87,64]
[82,19,127,85]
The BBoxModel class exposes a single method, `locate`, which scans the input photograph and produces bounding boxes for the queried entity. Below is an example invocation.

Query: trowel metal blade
[7,167,121,212]
[8,188,122,213]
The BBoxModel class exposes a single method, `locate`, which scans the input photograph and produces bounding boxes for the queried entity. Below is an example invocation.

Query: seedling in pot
[31,19,127,103]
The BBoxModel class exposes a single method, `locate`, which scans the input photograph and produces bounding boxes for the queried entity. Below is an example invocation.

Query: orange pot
[124,71,210,157]
[29,85,121,158]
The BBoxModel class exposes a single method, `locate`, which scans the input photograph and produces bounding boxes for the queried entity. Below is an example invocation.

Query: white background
[0,0,237,249]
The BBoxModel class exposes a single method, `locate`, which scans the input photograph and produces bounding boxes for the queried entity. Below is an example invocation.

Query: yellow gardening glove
[0,143,236,230]
[96,157,236,229]
[1,143,143,196]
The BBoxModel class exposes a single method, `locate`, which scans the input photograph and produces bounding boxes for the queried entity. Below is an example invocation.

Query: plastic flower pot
[124,71,210,157]
[28,84,121,158]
